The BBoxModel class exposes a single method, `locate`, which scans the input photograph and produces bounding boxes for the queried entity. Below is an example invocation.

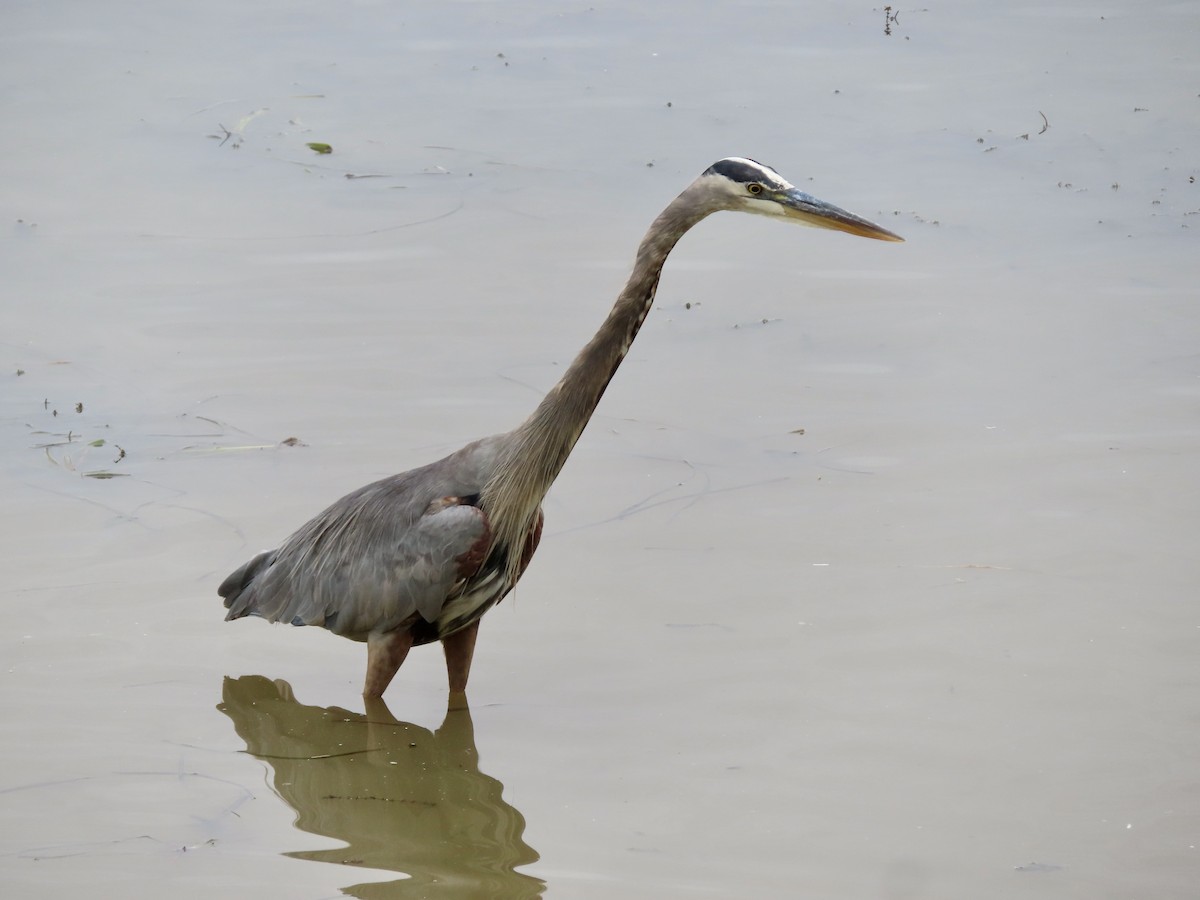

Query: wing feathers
[220,484,492,640]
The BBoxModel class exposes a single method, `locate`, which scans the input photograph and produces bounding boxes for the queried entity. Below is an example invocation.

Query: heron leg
[364,629,414,698]
[442,620,480,695]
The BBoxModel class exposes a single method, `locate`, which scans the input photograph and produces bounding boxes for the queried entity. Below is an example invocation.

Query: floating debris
[1015,862,1063,874]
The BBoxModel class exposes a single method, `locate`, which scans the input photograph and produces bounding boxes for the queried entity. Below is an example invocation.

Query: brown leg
[364,629,414,698]
[441,619,480,695]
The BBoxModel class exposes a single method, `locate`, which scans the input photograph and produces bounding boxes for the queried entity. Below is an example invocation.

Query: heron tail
[219,549,277,619]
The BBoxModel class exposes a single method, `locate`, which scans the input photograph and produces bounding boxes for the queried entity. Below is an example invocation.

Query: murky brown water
[3,2,1198,897]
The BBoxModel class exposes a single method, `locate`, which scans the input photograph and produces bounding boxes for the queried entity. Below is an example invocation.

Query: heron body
[220,158,903,697]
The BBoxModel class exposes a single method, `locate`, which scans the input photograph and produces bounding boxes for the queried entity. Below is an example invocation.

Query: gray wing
[220,439,504,641]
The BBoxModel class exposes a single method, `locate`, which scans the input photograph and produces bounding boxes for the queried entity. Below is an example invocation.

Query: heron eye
[747,183,764,195]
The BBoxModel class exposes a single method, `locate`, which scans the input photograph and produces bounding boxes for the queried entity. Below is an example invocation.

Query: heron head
[700,157,904,242]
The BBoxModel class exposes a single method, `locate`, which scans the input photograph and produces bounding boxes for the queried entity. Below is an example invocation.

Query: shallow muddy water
[2,2,1198,898]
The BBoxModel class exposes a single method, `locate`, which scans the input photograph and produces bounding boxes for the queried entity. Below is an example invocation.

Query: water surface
[2,2,1197,897]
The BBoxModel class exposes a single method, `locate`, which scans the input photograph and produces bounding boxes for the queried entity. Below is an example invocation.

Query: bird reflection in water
[218,676,543,898]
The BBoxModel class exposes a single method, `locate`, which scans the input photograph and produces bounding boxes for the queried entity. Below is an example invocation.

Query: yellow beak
[778,189,904,242]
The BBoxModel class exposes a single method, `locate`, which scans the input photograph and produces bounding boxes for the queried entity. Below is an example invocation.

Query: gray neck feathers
[480,187,716,568]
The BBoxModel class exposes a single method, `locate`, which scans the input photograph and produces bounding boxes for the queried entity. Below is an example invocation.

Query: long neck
[480,191,714,555]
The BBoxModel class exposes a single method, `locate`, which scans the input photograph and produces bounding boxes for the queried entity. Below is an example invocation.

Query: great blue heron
[220,157,903,698]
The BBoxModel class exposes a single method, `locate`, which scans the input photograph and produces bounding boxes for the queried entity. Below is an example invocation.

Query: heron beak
[776,189,904,242]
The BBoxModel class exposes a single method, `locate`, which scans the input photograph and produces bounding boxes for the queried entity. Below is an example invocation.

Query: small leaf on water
[84,471,129,479]
[89,439,106,447]
[306,142,333,155]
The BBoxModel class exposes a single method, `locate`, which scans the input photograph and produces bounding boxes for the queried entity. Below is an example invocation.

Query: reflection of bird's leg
[362,693,402,748]
[362,693,398,723]
[364,630,414,697]
[436,698,477,747]
[442,620,480,695]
